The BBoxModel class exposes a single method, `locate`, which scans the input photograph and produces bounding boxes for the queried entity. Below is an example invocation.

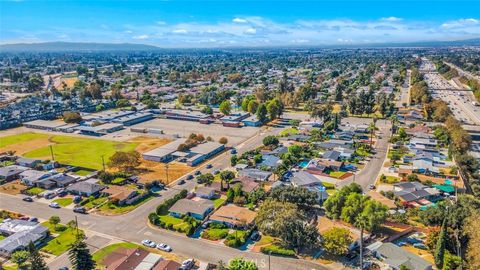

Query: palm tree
[355,213,369,270]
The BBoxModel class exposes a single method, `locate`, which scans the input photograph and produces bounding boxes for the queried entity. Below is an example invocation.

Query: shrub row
[260,245,296,257]
[155,189,188,215]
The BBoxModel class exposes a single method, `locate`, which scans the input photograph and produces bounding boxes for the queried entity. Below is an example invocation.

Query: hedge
[260,245,296,257]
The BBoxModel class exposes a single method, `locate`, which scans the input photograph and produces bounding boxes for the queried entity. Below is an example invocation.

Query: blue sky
[1,0,480,47]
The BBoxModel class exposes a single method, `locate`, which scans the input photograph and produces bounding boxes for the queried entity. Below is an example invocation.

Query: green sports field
[0,132,138,170]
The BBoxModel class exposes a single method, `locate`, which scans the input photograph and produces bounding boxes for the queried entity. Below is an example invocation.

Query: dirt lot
[0,180,27,195]
[127,136,195,184]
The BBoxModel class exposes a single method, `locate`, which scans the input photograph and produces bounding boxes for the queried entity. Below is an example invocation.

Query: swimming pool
[299,160,310,168]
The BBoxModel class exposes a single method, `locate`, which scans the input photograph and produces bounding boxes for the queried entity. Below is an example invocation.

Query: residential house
[258,155,282,169]
[230,176,260,193]
[169,198,214,220]
[0,165,29,183]
[153,260,181,270]
[0,220,49,257]
[195,186,216,199]
[103,185,139,205]
[49,173,78,188]
[393,182,441,207]
[67,181,105,197]
[367,242,433,270]
[16,157,41,168]
[19,170,54,188]
[291,171,329,202]
[238,169,272,182]
[322,150,341,161]
[209,204,257,228]
[316,159,343,171]
[102,247,148,270]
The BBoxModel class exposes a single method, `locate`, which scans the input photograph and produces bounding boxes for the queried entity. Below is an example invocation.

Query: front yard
[41,222,84,256]
[158,215,191,232]
[96,194,153,215]
[53,197,73,207]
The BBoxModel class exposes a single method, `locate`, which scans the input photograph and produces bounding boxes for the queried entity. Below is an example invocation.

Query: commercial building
[74,123,124,136]
[142,140,225,166]
[112,112,154,126]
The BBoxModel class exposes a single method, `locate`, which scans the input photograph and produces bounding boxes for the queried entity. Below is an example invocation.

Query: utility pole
[75,216,80,239]
[49,145,55,161]
[165,163,169,184]
[268,251,271,270]
[101,155,106,171]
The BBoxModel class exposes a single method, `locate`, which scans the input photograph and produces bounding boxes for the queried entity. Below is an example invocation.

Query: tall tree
[435,218,447,268]
[28,241,49,270]
[219,100,232,115]
[256,103,268,123]
[68,238,96,270]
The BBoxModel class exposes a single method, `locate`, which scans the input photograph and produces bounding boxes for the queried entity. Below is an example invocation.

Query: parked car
[73,196,82,204]
[368,184,376,190]
[213,169,220,175]
[250,231,261,241]
[49,202,60,209]
[186,175,194,180]
[22,196,33,202]
[142,239,156,248]
[58,267,69,270]
[73,207,87,214]
[28,217,38,223]
[178,179,186,185]
[156,243,172,252]
[194,170,201,175]
[230,149,237,154]
[206,164,213,169]
[57,190,68,197]
[180,259,195,269]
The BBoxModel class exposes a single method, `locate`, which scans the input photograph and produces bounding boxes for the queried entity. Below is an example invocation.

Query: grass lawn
[159,215,190,231]
[329,171,346,178]
[0,132,49,148]
[83,197,109,209]
[97,194,152,215]
[201,228,229,240]
[280,127,299,137]
[322,182,336,189]
[53,197,73,207]
[41,222,83,256]
[0,234,5,240]
[0,133,138,170]
[93,242,142,266]
[73,169,94,176]
[25,186,45,195]
[212,198,225,209]
[355,148,371,157]
[111,177,127,185]
[2,264,18,270]
[381,175,401,184]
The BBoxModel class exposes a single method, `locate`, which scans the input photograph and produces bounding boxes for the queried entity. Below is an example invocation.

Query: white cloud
[132,34,149,40]
[233,18,248,23]
[442,18,479,29]
[172,29,188,34]
[244,28,256,34]
[380,17,403,22]
[12,16,480,47]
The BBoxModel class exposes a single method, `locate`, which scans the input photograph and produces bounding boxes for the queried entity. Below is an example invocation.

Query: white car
[49,202,60,208]
[156,243,172,252]
[142,239,156,248]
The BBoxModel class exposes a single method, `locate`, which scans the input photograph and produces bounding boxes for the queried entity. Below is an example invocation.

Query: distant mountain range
[1,38,480,52]
[0,42,161,52]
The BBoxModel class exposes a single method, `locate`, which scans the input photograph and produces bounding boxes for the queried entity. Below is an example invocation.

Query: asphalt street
[336,120,392,190]
[1,124,351,270]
